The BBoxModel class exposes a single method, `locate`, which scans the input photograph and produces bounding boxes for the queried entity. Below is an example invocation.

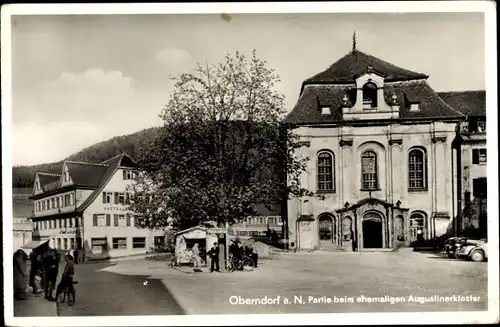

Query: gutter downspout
[455,118,466,236]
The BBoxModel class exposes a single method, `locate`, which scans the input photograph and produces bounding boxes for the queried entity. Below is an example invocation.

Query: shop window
[113,238,127,249]
[132,237,146,249]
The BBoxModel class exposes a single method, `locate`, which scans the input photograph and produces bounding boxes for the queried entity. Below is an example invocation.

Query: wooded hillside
[12,127,161,188]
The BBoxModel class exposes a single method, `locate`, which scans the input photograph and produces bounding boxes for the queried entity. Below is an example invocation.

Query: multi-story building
[440,91,487,236]
[232,204,283,237]
[283,44,478,251]
[29,153,165,258]
[13,188,34,252]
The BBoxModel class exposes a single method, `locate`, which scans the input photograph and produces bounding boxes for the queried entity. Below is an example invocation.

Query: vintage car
[444,237,468,258]
[456,238,488,262]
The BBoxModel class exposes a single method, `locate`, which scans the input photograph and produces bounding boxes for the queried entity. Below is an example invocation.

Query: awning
[22,239,49,249]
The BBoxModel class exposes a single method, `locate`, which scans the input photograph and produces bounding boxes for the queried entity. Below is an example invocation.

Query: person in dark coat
[209,242,220,273]
[44,250,59,301]
[29,251,42,290]
[14,250,28,300]
[56,254,76,304]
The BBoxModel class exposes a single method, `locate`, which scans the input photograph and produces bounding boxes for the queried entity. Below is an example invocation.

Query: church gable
[284,45,465,125]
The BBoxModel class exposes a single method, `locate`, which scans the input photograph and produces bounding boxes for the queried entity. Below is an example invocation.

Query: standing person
[73,249,79,264]
[191,244,202,268]
[29,251,41,290]
[13,250,28,300]
[235,241,243,270]
[209,242,220,273]
[44,251,59,301]
[55,254,76,305]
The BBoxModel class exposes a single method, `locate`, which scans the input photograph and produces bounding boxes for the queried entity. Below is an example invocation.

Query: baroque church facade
[283,44,485,252]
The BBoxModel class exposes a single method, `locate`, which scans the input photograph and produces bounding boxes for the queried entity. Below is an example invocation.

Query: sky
[10,12,485,166]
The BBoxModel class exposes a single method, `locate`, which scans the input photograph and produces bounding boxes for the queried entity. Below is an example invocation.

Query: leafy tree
[127,50,311,231]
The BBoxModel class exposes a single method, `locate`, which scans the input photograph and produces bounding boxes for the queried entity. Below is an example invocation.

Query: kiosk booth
[174,226,235,267]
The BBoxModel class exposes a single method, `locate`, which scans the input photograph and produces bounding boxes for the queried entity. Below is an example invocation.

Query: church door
[318,215,335,244]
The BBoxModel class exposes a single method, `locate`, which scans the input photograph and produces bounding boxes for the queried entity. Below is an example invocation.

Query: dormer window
[477,121,486,133]
[409,103,420,112]
[362,82,378,109]
[36,179,41,191]
[321,106,331,115]
[64,167,70,182]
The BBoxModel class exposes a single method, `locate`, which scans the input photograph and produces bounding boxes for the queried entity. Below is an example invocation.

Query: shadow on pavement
[58,261,186,316]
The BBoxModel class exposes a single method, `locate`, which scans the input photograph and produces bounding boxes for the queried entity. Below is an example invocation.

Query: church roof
[284,49,467,125]
[284,80,464,125]
[303,49,428,86]
[437,91,486,117]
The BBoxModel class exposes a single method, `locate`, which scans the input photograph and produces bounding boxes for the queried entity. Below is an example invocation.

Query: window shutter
[126,214,131,227]
[123,170,126,180]
[114,214,119,226]
[106,214,111,226]
[93,214,98,226]
[114,192,119,204]
[102,192,106,203]
[125,192,130,204]
[472,149,479,164]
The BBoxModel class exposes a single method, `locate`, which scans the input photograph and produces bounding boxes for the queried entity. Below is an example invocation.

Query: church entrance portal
[318,215,334,244]
[362,212,383,249]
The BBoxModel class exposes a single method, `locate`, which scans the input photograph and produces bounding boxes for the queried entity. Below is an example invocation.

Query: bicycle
[57,279,78,306]
[222,254,255,273]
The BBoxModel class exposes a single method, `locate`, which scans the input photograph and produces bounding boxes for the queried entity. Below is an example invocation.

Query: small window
[63,239,68,250]
[91,238,107,252]
[64,194,70,206]
[473,178,487,199]
[472,149,487,164]
[362,82,378,109]
[118,214,127,227]
[97,215,106,227]
[47,200,51,210]
[409,103,420,112]
[132,237,146,249]
[64,168,70,182]
[57,238,61,249]
[113,238,127,249]
[51,198,55,209]
[70,239,75,250]
[123,170,136,180]
[118,193,125,205]
[321,106,331,115]
[477,121,486,132]
[154,236,165,247]
[102,192,113,204]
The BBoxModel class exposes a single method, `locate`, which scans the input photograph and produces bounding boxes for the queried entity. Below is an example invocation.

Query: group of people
[207,239,259,273]
[13,248,77,304]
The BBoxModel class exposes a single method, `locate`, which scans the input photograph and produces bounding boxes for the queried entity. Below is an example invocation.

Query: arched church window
[317,151,334,192]
[408,148,427,189]
[361,150,378,190]
[362,82,378,109]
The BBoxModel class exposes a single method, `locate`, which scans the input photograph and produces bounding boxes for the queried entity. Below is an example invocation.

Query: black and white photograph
[2,2,498,326]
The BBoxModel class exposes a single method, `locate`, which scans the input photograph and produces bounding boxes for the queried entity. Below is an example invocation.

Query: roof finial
[352,31,357,52]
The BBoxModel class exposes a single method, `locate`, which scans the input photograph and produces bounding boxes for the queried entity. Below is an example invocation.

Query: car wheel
[470,250,485,262]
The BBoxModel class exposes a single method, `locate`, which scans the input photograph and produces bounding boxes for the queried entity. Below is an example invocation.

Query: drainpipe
[455,132,463,237]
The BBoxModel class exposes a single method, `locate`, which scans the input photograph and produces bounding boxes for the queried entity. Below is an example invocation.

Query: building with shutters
[29,153,165,259]
[282,42,487,252]
[440,91,487,236]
